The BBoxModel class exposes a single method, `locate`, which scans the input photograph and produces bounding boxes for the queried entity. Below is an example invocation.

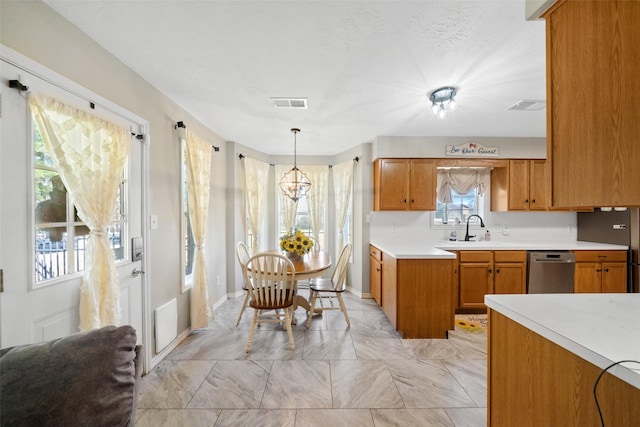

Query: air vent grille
[507,99,546,111]
[271,97,308,109]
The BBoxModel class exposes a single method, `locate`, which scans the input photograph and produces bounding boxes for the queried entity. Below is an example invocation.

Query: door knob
[132,268,144,277]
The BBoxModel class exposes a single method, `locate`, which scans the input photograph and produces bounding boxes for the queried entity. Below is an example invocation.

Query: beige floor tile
[331,360,404,409]
[214,409,296,426]
[385,359,477,408]
[136,409,220,427]
[371,408,454,427]
[295,409,374,427]
[137,292,487,425]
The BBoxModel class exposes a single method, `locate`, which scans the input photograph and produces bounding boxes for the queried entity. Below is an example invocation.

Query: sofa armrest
[1,325,141,427]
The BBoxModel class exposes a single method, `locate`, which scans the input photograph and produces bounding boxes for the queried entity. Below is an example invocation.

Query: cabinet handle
[596,269,602,272]
[488,269,492,273]
[604,268,609,273]
[404,198,407,203]
[524,199,529,204]
[532,199,536,203]
[376,268,381,272]
[496,269,500,273]
[411,199,415,203]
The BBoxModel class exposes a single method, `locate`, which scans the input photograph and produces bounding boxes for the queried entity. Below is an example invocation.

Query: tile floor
[135,289,487,427]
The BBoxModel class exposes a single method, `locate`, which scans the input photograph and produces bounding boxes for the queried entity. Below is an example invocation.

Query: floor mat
[455,314,487,333]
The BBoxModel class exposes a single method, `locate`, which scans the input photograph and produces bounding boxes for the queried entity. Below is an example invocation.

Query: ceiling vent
[507,99,546,111]
[271,97,308,109]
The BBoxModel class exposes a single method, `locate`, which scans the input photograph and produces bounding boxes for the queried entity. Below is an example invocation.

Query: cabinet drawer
[574,251,627,263]
[370,245,382,262]
[459,251,492,263]
[494,250,526,263]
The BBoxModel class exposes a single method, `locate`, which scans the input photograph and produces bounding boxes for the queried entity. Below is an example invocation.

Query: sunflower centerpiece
[280,229,313,259]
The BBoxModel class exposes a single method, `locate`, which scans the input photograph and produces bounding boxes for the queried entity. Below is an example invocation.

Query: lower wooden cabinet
[574,250,627,293]
[369,245,382,305]
[458,250,526,309]
[377,251,454,338]
[493,251,527,294]
[459,251,493,309]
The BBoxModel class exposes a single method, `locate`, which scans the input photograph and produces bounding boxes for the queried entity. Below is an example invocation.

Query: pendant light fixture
[429,86,458,119]
[279,128,311,202]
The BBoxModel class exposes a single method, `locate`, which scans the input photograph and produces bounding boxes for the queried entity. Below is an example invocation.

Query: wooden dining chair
[235,241,251,326]
[305,243,353,329]
[244,253,297,352]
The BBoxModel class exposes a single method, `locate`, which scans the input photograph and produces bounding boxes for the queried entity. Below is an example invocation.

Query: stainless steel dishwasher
[527,251,576,293]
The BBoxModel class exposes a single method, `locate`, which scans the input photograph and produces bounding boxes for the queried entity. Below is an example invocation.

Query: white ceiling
[43,0,547,156]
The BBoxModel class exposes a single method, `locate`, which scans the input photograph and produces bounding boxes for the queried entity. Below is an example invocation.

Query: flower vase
[286,252,302,262]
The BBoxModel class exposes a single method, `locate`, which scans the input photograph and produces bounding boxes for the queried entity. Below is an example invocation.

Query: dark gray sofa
[0,325,142,426]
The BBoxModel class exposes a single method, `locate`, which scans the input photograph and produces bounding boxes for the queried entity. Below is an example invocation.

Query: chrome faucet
[464,214,486,241]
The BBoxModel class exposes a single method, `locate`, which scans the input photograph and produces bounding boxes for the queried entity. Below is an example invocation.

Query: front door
[0,54,147,349]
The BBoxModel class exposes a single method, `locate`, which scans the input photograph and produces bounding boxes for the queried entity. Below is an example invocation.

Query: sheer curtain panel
[243,157,270,251]
[185,129,214,329]
[29,93,129,331]
[301,165,328,246]
[275,165,298,230]
[332,160,355,254]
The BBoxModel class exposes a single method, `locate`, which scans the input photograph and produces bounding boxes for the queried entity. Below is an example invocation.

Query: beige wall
[1,0,229,361]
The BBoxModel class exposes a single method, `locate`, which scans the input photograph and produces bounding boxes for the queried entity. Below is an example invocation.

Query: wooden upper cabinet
[544,0,640,207]
[491,160,549,211]
[528,160,550,210]
[508,160,531,211]
[373,158,436,211]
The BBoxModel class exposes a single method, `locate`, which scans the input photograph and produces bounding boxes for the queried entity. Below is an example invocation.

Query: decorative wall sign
[445,141,499,157]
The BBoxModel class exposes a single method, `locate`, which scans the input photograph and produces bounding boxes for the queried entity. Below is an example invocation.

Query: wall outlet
[502,225,510,236]
[216,275,220,287]
[391,224,398,233]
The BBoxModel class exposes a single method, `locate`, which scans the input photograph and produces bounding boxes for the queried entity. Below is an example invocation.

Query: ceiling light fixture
[429,86,458,119]
[279,128,311,202]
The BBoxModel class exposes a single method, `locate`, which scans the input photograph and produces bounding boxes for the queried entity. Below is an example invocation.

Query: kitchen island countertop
[485,293,640,389]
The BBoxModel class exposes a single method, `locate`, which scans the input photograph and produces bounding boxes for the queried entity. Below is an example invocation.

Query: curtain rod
[175,121,220,152]
[4,58,144,129]
[240,153,359,167]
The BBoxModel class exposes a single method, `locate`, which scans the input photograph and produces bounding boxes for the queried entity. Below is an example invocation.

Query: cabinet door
[494,262,526,294]
[528,160,549,210]
[381,253,397,327]
[459,263,492,308]
[545,1,640,207]
[375,159,408,211]
[508,160,530,210]
[602,262,627,293]
[574,262,601,293]
[370,255,382,305]
[409,159,436,210]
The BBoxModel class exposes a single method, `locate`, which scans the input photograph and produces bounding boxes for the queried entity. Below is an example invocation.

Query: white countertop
[485,293,640,389]
[370,239,628,259]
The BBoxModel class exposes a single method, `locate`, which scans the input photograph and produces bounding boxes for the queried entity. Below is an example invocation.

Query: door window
[32,111,128,285]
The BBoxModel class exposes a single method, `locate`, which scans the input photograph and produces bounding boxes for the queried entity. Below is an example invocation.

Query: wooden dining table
[280,250,332,314]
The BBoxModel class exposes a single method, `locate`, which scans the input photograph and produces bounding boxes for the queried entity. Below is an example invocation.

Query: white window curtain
[437,168,491,203]
[29,93,129,331]
[185,129,213,329]
[243,157,270,251]
[332,160,355,254]
[275,165,298,230]
[300,165,328,247]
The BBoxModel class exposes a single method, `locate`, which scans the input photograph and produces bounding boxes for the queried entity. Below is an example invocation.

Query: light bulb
[448,97,457,111]
[431,102,439,115]
[437,104,447,119]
